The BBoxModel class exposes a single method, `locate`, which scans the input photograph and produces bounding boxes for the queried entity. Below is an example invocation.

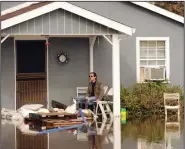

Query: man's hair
[90,72,97,79]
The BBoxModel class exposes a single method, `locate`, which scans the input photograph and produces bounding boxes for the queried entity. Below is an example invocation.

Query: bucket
[121,108,126,124]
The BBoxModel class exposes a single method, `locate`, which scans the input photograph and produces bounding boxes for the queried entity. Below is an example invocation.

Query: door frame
[14,36,49,110]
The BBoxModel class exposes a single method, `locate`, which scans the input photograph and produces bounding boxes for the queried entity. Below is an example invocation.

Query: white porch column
[112,34,121,149]
[112,34,120,116]
[89,36,97,72]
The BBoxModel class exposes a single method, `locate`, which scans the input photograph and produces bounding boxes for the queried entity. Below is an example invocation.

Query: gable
[1,9,118,35]
[1,2,136,36]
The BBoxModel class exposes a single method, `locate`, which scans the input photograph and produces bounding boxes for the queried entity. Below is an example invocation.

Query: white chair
[76,86,113,120]
[164,93,180,122]
[94,86,113,120]
[76,87,88,97]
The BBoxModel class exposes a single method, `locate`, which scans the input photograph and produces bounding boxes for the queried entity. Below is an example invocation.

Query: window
[136,37,170,83]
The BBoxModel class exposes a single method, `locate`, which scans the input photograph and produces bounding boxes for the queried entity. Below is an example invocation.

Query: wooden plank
[38,112,76,116]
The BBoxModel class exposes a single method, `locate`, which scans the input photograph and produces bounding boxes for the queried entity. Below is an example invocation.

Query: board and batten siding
[1,9,118,35]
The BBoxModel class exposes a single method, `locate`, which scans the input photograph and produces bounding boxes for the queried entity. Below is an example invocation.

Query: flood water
[0,117,184,149]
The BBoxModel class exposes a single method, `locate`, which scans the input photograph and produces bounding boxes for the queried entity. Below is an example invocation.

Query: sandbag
[65,99,77,114]
[37,108,50,113]
[20,104,44,111]
[53,108,65,113]
[17,108,37,118]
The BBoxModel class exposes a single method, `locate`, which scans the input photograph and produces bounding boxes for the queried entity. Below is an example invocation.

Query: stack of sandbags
[17,104,50,118]
[1,104,50,121]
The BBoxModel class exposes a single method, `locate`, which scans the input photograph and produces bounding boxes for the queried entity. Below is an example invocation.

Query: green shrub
[120,82,184,119]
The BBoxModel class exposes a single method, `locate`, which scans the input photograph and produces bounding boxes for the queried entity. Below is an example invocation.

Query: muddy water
[0,118,183,149]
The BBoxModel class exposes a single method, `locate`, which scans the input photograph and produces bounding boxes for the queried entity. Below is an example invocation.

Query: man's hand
[86,96,90,100]
[96,98,100,103]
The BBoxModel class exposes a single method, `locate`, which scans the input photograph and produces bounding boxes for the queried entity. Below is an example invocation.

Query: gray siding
[1,38,15,109]
[71,2,184,87]
[1,2,24,11]
[1,9,118,36]
[1,123,16,149]
[48,37,89,106]
[1,37,89,109]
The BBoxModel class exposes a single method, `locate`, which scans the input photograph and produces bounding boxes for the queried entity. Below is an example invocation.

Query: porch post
[89,36,97,72]
[112,34,120,116]
[112,34,121,149]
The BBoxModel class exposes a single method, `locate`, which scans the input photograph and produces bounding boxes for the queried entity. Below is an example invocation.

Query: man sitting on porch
[78,72,104,110]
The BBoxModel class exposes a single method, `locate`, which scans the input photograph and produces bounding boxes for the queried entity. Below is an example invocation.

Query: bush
[120,82,184,119]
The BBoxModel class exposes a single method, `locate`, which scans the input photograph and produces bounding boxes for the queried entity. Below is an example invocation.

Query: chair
[76,85,113,120]
[164,93,180,122]
[93,86,113,120]
[76,87,88,109]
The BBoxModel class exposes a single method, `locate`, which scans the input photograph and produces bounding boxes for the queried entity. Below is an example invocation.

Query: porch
[1,2,136,117]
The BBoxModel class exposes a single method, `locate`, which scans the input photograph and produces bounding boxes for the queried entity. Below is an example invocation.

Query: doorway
[16,40,47,109]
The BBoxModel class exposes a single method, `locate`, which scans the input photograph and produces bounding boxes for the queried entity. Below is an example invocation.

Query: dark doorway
[16,40,47,109]
[16,40,46,73]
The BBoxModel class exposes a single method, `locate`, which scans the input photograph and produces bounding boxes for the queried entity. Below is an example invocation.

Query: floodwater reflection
[0,117,184,149]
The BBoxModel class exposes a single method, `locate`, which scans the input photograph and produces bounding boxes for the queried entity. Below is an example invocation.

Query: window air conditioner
[144,67,165,81]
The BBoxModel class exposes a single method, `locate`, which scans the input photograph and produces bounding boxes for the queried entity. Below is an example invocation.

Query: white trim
[102,35,113,45]
[15,126,16,149]
[46,38,49,110]
[14,36,48,109]
[14,39,16,110]
[89,36,97,72]
[136,37,170,83]
[14,36,47,40]
[48,134,50,149]
[112,34,120,117]
[1,2,39,15]
[1,2,136,36]
[2,34,116,36]
[136,38,140,83]
[131,2,184,24]
[1,34,10,43]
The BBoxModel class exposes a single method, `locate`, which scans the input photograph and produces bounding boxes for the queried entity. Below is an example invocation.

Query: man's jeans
[77,96,97,107]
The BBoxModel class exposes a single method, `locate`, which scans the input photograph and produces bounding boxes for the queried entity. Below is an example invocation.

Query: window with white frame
[136,37,170,83]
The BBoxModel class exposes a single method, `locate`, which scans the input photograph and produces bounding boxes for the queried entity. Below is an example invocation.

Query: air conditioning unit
[144,67,165,81]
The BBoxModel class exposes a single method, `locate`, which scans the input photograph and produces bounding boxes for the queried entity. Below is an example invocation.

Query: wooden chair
[164,93,180,122]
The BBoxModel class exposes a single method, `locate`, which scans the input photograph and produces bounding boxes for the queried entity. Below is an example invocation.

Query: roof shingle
[0,2,52,21]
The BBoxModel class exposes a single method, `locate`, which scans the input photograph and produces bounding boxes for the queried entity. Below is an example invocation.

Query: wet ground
[0,117,184,149]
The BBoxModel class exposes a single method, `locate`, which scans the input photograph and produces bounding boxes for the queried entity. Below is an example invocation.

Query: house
[1,2,184,113]
[1,2,184,149]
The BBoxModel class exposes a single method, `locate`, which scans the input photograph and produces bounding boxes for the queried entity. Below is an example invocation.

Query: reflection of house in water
[1,117,114,149]
[16,128,49,149]
[137,120,181,149]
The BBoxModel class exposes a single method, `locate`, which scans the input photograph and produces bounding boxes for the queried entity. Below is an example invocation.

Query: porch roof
[1,2,136,36]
